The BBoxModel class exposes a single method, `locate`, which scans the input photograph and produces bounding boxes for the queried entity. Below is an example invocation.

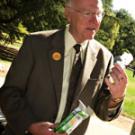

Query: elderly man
[0,0,127,135]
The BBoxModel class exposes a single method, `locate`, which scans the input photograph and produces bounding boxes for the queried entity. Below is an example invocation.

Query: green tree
[96,0,120,51]
[0,0,66,60]
[113,9,135,58]
[102,0,114,16]
[96,15,120,50]
[0,0,66,45]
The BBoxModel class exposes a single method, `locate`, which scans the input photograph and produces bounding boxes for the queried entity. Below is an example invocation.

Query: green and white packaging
[54,100,90,134]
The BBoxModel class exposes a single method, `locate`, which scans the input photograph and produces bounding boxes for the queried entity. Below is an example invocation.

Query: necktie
[70,44,83,89]
[62,44,83,119]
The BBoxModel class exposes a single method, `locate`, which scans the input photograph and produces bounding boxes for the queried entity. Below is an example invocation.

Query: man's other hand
[28,121,67,135]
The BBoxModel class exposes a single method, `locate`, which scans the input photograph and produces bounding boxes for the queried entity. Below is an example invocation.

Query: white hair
[66,0,103,7]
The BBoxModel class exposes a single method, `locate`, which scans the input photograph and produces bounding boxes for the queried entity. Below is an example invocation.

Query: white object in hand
[115,52,133,69]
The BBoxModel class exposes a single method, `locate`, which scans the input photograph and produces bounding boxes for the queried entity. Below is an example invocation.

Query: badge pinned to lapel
[52,52,62,61]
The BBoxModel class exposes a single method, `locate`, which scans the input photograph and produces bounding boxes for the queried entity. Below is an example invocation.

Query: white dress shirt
[55,25,88,123]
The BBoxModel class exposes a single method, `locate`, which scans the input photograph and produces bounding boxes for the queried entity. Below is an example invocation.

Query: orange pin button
[52,52,61,61]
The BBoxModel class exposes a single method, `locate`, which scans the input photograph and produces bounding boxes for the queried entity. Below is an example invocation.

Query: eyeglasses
[66,6,104,18]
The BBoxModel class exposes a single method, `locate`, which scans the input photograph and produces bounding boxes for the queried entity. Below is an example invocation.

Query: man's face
[65,0,104,43]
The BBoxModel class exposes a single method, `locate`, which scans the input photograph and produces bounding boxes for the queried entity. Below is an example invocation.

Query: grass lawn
[122,69,135,119]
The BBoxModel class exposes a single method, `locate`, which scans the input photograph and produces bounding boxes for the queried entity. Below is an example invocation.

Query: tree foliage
[0,0,66,44]
[96,15,120,50]
[0,0,135,63]
[113,9,135,58]
[96,0,120,51]
[96,0,135,65]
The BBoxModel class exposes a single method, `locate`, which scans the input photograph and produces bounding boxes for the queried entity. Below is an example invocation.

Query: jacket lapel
[80,40,98,91]
[71,40,99,109]
[48,30,65,106]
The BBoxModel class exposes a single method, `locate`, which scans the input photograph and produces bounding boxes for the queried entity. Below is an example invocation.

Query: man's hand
[28,122,67,135]
[105,64,128,106]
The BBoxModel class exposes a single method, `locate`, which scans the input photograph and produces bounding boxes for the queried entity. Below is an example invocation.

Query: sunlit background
[113,0,135,19]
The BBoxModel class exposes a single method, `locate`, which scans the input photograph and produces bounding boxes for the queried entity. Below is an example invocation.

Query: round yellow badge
[52,52,61,61]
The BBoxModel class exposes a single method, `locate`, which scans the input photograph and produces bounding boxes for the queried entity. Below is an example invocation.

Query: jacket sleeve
[93,56,123,121]
[94,82,123,121]
[0,35,38,135]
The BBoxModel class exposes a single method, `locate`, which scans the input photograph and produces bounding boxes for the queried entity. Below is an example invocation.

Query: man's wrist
[108,95,125,108]
[110,95,125,103]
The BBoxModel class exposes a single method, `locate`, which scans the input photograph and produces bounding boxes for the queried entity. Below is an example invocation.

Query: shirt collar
[65,25,88,56]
